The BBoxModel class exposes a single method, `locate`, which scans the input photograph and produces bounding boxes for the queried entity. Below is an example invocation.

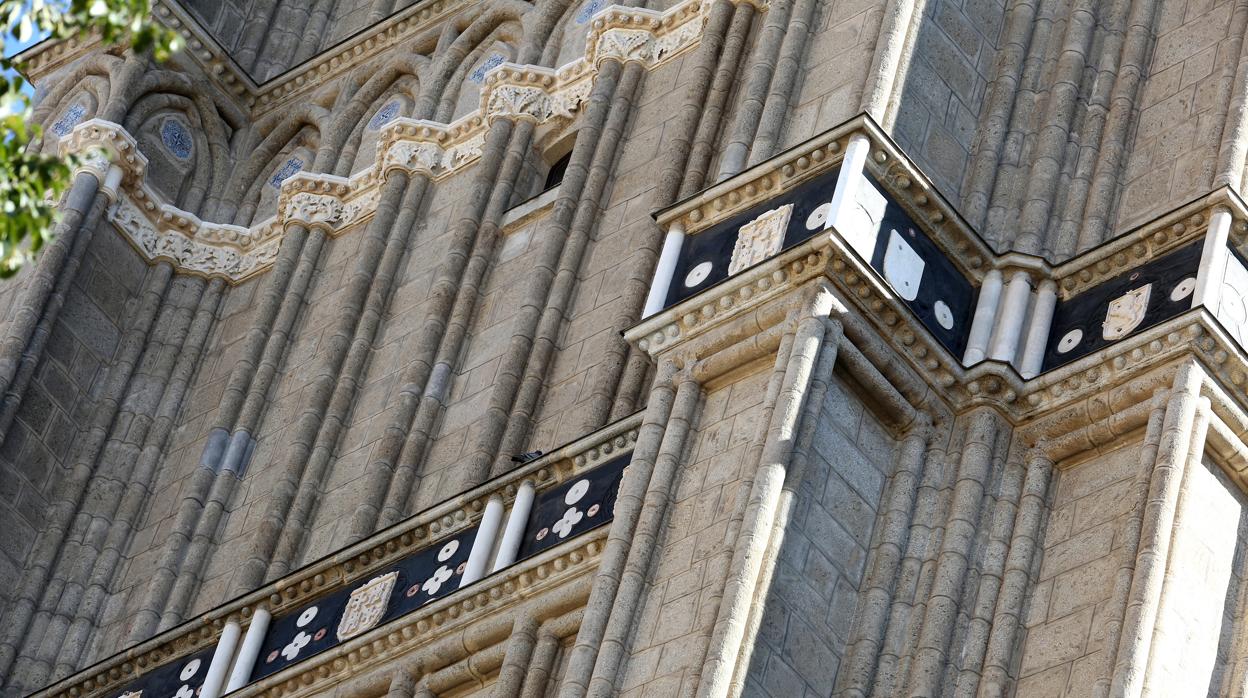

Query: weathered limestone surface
[11,0,1248,697]
[741,374,896,697]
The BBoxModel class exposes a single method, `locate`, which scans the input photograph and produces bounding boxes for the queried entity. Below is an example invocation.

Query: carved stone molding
[37,416,641,698]
[31,0,714,281]
[59,119,146,184]
[18,0,711,122]
[277,172,357,234]
[248,535,602,698]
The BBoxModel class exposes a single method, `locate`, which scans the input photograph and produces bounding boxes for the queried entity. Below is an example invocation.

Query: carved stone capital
[594,28,656,64]
[382,140,442,178]
[279,172,352,233]
[485,84,552,123]
[59,119,147,185]
[284,191,346,232]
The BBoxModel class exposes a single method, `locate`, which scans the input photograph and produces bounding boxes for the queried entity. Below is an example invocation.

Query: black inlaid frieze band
[245,451,633,682]
[106,646,214,698]
[665,167,844,309]
[250,577,354,681]
[99,452,635,693]
[517,453,630,562]
[664,169,975,356]
[1043,241,1202,371]
[854,175,975,356]
[249,525,478,681]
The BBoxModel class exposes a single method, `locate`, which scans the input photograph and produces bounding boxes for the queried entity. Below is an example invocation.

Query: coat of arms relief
[336,571,399,642]
[1103,284,1152,341]
[729,204,793,276]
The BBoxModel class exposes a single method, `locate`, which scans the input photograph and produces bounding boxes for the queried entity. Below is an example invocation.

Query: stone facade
[7,0,1248,697]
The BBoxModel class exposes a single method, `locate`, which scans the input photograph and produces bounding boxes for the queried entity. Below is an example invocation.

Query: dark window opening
[543,151,572,192]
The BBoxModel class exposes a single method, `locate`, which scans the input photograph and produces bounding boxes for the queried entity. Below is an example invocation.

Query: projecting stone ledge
[629,114,1248,419]
[33,417,641,698]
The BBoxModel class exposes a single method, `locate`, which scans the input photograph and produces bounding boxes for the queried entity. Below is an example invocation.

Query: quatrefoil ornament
[553,506,584,538]
[422,565,453,595]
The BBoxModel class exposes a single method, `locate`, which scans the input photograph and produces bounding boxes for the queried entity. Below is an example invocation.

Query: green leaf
[0,0,182,278]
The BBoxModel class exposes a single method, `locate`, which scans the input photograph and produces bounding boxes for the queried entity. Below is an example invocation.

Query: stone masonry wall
[1117,0,1239,233]
[617,367,772,696]
[0,223,148,610]
[1144,455,1247,697]
[779,0,884,155]
[741,370,896,697]
[1015,442,1144,696]
[893,0,1003,199]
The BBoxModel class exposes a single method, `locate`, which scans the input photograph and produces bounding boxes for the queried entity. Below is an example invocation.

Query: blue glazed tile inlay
[269,157,304,188]
[576,0,606,24]
[368,100,401,130]
[469,53,507,84]
[52,103,86,137]
[160,119,193,159]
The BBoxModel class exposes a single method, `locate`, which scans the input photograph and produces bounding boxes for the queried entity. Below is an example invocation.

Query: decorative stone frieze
[18,0,714,124]
[35,416,640,698]
[109,195,273,279]
[250,534,603,698]
[34,0,715,282]
[631,114,1248,434]
[1053,191,1248,298]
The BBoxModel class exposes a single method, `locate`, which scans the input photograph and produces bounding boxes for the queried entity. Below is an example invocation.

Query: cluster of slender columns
[18,0,1248,695]
[3,0,833,686]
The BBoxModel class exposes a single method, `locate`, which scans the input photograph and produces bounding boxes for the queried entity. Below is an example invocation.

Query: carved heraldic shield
[882,229,925,301]
[1102,284,1152,341]
[729,204,793,276]
[337,571,398,641]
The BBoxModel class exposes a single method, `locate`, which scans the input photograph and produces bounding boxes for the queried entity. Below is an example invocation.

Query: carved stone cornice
[1052,188,1248,299]
[244,534,602,698]
[108,194,280,279]
[38,0,713,282]
[652,115,995,285]
[34,416,641,698]
[627,230,969,413]
[151,1,256,103]
[629,197,1248,432]
[17,0,712,124]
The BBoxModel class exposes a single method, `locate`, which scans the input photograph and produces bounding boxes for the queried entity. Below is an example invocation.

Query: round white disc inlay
[1057,328,1083,354]
[1170,277,1196,302]
[297,606,318,627]
[566,479,590,505]
[684,261,712,287]
[438,539,460,561]
[933,300,954,330]
[806,203,833,230]
[181,659,201,681]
